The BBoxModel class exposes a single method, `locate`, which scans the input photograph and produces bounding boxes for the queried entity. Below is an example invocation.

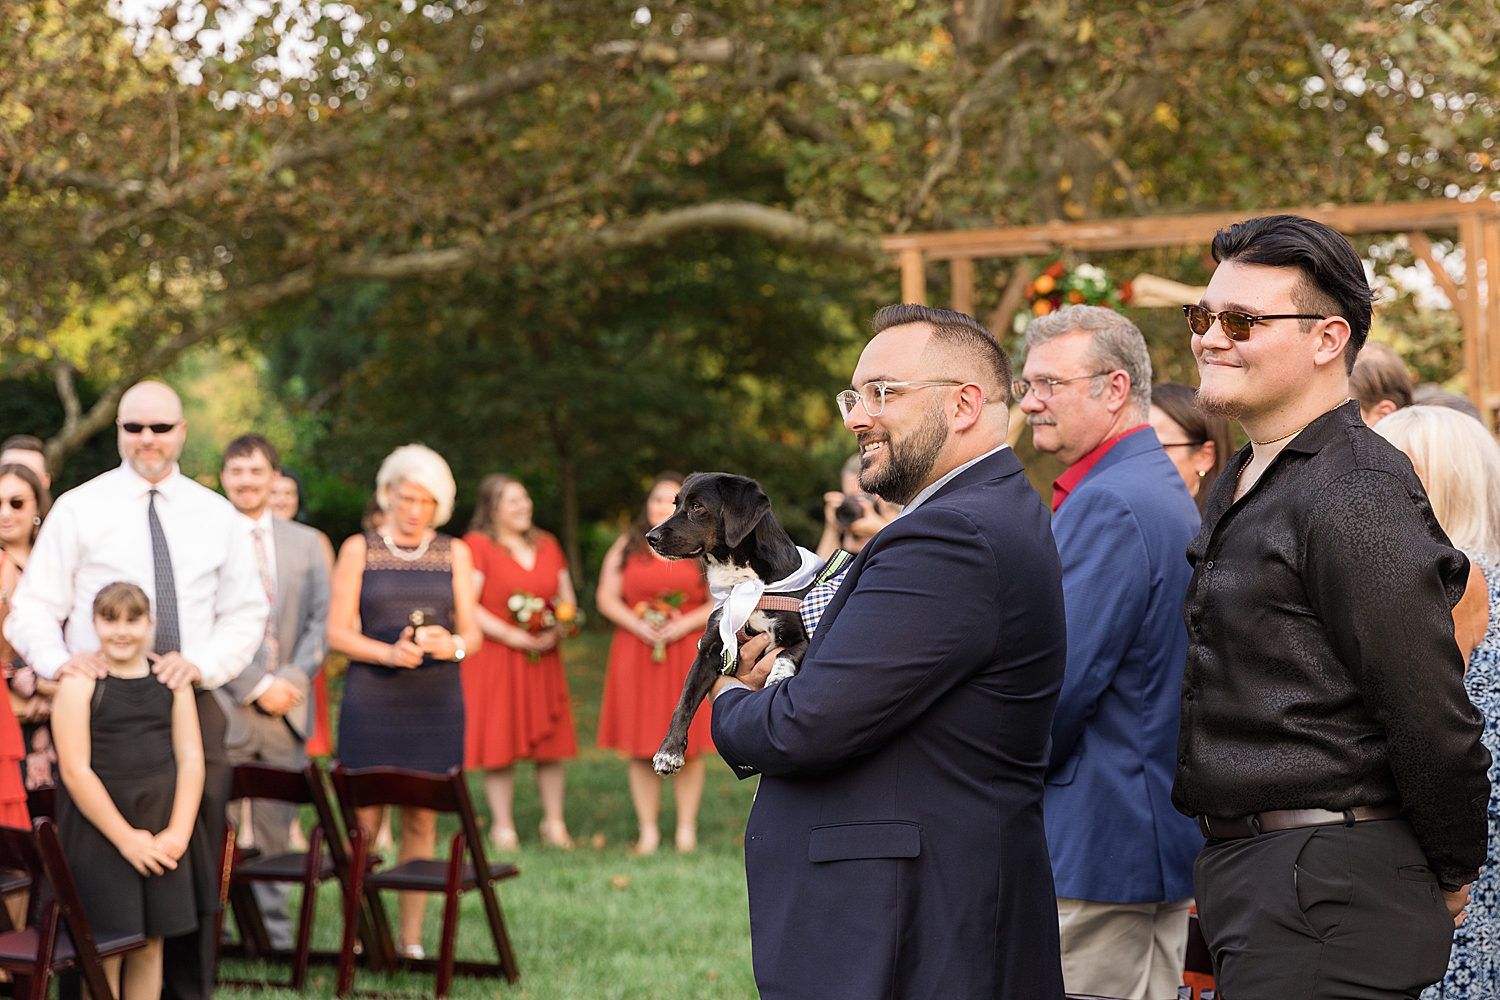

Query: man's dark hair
[870,304,1013,398]
[221,433,280,471]
[0,435,44,455]
[1211,214,1373,373]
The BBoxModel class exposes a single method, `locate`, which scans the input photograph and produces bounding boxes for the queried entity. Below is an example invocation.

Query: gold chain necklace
[1237,398,1353,491]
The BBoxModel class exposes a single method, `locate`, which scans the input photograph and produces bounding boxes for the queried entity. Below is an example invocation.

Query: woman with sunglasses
[0,462,54,826]
[1148,382,1233,514]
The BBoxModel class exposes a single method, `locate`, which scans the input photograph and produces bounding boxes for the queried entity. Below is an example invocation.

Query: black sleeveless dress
[337,531,465,774]
[56,674,201,939]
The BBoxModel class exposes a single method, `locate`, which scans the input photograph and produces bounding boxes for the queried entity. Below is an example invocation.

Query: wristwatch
[451,636,466,661]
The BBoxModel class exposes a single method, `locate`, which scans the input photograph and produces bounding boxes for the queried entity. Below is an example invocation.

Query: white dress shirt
[896,443,1010,516]
[2,462,269,688]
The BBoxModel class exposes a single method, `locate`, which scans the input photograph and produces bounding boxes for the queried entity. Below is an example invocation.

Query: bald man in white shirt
[3,380,267,1000]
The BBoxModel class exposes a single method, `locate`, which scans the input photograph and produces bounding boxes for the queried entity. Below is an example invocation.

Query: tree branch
[895,39,1046,232]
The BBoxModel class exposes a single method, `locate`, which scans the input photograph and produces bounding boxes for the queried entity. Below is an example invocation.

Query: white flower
[507,594,525,612]
[1074,263,1106,281]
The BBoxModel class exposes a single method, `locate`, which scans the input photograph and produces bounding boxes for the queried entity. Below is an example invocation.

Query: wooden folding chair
[0,818,147,1000]
[217,761,353,989]
[330,765,520,998]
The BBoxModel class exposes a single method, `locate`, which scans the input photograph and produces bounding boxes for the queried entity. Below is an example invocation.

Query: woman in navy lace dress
[1379,406,1500,999]
[328,444,481,961]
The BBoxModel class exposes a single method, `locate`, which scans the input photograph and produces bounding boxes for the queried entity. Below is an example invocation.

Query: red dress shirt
[1051,425,1151,512]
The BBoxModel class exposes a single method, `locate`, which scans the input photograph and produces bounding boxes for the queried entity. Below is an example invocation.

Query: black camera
[835,494,876,527]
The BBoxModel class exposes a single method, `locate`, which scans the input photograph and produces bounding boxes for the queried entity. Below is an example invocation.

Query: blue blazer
[1045,427,1202,904]
[713,448,1068,1000]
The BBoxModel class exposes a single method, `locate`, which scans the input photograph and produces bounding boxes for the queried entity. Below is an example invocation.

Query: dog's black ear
[722,477,772,549]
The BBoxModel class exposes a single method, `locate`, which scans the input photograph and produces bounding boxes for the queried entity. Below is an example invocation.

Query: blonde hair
[1376,405,1500,564]
[375,444,456,528]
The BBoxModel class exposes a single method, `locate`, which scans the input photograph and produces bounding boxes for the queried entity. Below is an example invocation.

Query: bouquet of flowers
[633,591,687,662]
[1015,261,1134,333]
[507,592,584,661]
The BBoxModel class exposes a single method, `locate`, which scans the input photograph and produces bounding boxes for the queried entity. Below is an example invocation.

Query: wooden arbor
[883,200,1500,423]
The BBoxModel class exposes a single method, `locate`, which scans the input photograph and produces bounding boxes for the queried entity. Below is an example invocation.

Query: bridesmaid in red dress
[0,464,52,828]
[462,475,578,851]
[595,473,713,854]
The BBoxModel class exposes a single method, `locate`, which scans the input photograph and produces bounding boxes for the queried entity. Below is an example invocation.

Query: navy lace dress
[337,532,465,774]
[1424,556,1500,1000]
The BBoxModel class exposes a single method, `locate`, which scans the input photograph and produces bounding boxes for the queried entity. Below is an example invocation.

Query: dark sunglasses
[119,421,180,434]
[1182,304,1326,341]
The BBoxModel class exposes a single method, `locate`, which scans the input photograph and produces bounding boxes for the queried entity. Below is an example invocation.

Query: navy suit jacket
[1045,427,1202,904]
[713,448,1067,1000]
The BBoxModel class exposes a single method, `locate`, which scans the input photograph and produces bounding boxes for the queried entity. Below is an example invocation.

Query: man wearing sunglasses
[3,380,268,1000]
[1173,214,1489,999]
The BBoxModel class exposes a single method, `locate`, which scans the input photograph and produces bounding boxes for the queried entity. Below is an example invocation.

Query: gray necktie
[148,489,181,654]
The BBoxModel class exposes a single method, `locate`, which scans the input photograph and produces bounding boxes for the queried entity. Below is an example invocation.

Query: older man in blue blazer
[712,305,1068,1000]
[1018,304,1203,1000]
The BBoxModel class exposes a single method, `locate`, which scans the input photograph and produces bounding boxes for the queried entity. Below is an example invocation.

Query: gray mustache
[1026,416,1057,426]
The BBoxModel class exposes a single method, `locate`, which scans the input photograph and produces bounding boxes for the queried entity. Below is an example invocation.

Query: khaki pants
[1057,896,1193,1000]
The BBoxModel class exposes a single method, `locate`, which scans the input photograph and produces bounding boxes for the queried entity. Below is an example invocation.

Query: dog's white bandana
[710,546,822,673]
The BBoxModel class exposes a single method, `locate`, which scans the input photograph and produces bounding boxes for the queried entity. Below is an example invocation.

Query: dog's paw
[653,749,686,776]
[765,656,799,686]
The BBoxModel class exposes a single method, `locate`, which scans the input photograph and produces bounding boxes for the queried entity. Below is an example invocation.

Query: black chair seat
[234,851,336,881]
[0,926,146,966]
[364,859,518,893]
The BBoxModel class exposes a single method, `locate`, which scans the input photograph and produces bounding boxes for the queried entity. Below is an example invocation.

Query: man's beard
[1194,383,1241,418]
[859,403,948,506]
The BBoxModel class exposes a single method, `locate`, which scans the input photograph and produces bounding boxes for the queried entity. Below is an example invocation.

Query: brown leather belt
[1197,805,1402,840]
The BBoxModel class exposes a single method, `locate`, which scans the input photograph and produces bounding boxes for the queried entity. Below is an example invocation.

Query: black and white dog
[645,473,829,776]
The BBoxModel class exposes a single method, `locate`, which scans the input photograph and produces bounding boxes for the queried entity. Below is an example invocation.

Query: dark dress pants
[162,690,232,1000]
[1194,819,1455,1000]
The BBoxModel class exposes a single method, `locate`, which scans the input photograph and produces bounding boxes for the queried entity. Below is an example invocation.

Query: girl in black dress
[52,582,205,1000]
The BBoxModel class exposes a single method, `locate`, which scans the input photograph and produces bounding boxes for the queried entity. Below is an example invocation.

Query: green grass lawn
[216,628,759,999]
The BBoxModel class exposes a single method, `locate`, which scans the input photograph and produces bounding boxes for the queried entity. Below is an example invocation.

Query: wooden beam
[899,248,926,305]
[1406,231,1463,310]
[950,258,974,316]
[1485,219,1500,427]
[1459,212,1486,416]
[882,200,1500,260]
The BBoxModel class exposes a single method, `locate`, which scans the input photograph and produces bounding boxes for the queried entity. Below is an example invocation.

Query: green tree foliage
[262,233,866,573]
[3,0,1497,509]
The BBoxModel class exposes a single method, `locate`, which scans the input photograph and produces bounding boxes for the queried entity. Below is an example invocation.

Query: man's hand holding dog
[712,632,783,699]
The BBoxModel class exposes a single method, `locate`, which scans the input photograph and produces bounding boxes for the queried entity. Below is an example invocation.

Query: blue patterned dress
[1425,557,1500,1000]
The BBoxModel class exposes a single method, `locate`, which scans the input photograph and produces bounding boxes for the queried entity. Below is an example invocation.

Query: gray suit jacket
[214,518,330,747]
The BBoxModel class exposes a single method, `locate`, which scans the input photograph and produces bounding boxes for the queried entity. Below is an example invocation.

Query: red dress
[597,547,712,759]
[462,532,578,767]
[0,553,35,827]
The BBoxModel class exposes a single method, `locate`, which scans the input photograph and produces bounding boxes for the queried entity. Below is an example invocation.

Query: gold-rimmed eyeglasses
[835,380,967,419]
[1012,372,1113,402]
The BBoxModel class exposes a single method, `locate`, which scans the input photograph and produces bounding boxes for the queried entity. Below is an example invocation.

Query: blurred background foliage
[1,0,1495,589]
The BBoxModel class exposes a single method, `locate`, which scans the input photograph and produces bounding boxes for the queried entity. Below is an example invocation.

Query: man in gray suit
[216,434,330,950]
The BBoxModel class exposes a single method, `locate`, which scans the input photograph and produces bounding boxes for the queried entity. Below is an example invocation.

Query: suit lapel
[271,518,297,610]
[808,449,1022,654]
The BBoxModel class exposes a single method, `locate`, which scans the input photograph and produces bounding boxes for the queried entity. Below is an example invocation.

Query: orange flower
[1044,261,1067,279]
[1033,274,1056,295]
[1033,299,1054,316]
[554,602,577,623]
[1068,289,1085,304]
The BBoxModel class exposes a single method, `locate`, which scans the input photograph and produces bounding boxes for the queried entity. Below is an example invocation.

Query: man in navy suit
[1019,305,1202,1000]
[712,304,1068,1000]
